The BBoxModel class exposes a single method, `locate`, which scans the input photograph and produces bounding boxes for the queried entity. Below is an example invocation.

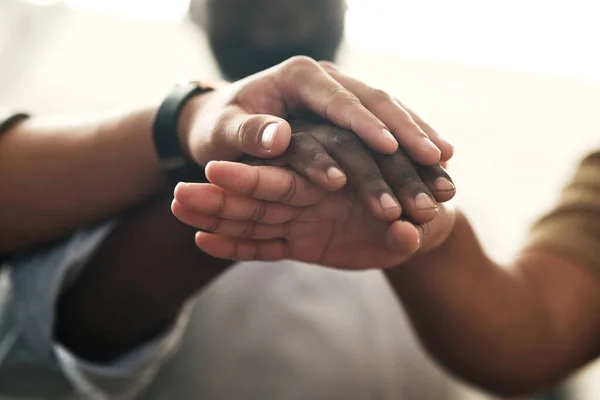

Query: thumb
[227,113,292,159]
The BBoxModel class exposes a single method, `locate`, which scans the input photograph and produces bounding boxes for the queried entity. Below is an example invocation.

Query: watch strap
[153,82,217,182]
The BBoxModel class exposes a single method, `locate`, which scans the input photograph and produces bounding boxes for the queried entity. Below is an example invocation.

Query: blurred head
[191,0,347,80]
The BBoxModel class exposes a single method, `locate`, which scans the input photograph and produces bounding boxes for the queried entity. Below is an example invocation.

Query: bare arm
[386,211,600,396]
[54,189,232,362]
[0,96,209,252]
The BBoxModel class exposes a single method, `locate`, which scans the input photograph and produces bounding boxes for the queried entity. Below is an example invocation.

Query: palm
[281,188,415,270]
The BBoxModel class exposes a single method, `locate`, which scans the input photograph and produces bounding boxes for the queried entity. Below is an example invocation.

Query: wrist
[177,89,218,162]
[153,81,228,182]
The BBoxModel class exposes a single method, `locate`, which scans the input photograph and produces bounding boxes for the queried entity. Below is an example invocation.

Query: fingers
[232,119,455,225]
[397,103,454,162]
[315,126,402,221]
[173,183,301,224]
[275,56,399,154]
[319,61,452,165]
[384,203,456,259]
[283,131,348,191]
[374,149,439,224]
[412,201,457,255]
[175,206,289,240]
[195,232,290,262]
[240,128,348,192]
[416,164,456,203]
[204,161,326,207]
[223,111,292,158]
[385,220,421,255]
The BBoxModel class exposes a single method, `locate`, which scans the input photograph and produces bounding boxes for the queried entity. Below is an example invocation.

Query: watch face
[196,0,346,80]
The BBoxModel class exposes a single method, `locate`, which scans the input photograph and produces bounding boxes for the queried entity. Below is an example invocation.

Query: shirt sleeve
[0,221,192,400]
[527,151,600,280]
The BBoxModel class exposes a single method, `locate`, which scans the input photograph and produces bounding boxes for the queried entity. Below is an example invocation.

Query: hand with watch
[1,56,451,255]
[157,58,457,270]
[0,57,456,371]
[153,56,454,188]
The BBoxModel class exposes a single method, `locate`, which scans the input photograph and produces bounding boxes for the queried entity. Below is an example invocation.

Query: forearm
[0,95,205,252]
[55,189,233,362]
[386,212,600,395]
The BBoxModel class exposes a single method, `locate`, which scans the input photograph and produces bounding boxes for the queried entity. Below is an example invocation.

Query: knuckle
[245,168,262,197]
[328,129,352,146]
[250,201,268,222]
[213,194,226,217]
[395,168,418,184]
[289,131,313,147]
[280,56,319,78]
[370,88,394,105]
[309,151,333,165]
[328,86,358,104]
[318,60,339,72]
[239,222,257,238]
[287,55,318,68]
[278,175,298,203]
[325,88,360,121]
[387,170,423,193]
[236,118,255,150]
[290,134,330,165]
[207,217,222,233]
[329,129,363,152]
[361,168,384,185]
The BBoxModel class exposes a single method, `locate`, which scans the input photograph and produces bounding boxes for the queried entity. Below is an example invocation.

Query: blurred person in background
[0,50,454,400]
[189,0,346,80]
[184,2,469,399]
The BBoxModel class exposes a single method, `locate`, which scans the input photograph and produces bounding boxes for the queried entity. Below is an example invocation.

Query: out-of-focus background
[1,0,599,398]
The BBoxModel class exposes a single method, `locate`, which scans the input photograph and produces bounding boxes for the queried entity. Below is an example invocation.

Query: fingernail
[379,193,399,210]
[326,167,345,182]
[434,178,455,192]
[382,129,397,144]
[423,137,441,155]
[415,193,437,211]
[261,123,279,151]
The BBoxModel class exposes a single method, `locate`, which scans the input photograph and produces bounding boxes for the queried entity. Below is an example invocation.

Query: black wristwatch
[152,81,220,183]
